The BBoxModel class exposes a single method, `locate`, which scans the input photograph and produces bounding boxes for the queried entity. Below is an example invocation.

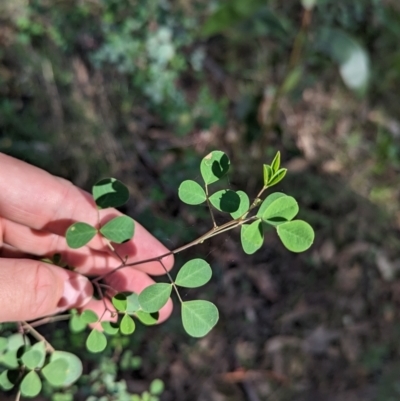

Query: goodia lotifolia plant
[0,150,314,398]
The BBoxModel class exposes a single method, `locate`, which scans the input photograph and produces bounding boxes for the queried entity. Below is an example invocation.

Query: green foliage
[100,216,135,243]
[181,300,219,338]
[178,180,207,205]
[138,284,172,313]
[175,259,212,288]
[92,178,130,209]
[1,150,314,398]
[65,222,97,249]
[200,151,230,185]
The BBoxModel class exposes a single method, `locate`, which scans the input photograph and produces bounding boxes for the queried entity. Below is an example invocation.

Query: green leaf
[69,314,86,333]
[230,191,250,219]
[277,220,315,252]
[317,28,369,95]
[86,330,107,353]
[138,283,172,313]
[81,310,99,324]
[100,216,135,244]
[126,293,140,313]
[209,190,240,213]
[200,151,230,185]
[65,222,97,249]
[112,293,127,312]
[268,168,287,187]
[21,371,42,397]
[120,314,136,335]
[42,359,68,387]
[181,300,219,338]
[240,220,264,255]
[0,337,8,353]
[175,259,212,288]
[7,333,29,351]
[0,370,14,391]
[49,351,83,386]
[92,178,130,209]
[263,165,272,186]
[178,180,207,205]
[150,379,164,395]
[262,196,299,225]
[270,151,281,173]
[135,311,159,325]
[257,192,286,218]
[0,350,19,368]
[101,321,119,335]
[21,341,46,370]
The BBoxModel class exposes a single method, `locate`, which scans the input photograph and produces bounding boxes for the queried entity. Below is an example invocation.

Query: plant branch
[21,321,55,353]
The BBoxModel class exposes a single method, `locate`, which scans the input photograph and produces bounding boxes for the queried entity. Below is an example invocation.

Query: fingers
[1,217,174,276]
[0,258,93,322]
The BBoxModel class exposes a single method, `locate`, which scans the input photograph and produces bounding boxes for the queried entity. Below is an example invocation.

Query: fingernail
[56,275,93,312]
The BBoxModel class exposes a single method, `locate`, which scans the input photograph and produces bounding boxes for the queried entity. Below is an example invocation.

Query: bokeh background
[2,0,400,400]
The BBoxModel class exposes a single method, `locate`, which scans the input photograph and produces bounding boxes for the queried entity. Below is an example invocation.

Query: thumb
[0,258,93,322]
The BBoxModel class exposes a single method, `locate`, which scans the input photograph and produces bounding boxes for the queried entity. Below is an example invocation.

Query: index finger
[0,153,173,273]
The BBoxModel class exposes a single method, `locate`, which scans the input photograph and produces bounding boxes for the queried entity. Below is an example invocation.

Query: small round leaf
[41,359,69,387]
[138,284,172,313]
[230,191,250,219]
[257,192,286,218]
[92,178,129,209]
[112,293,127,312]
[81,310,98,324]
[181,300,219,338]
[240,220,264,255]
[0,337,8,353]
[150,379,164,395]
[126,293,140,313]
[209,190,240,213]
[101,321,119,335]
[175,259,212,288]
[100,216,135,244]
[262,196,299,225]
[120,314,136,335]
[66,223,97,249]
[49,351,83,386]
[86,330,107,353]
[0,350,19,369]
[69,314,86,333]
[0,370,14,391]
[20,371,42,397]
[178,180,206,205]
[277,220,315,252]
[22,341,46,370]
[7,333,29,351]
[135,311,159,325]
[200,151,230,184]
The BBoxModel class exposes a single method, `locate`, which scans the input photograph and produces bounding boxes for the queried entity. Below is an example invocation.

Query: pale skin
[0,153,174,323]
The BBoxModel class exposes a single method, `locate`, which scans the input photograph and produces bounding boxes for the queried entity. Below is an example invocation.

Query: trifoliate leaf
[181,300,219,338]
[178,180,207,205]
[100,216,135,244]
[92,178,129,209]
[200,151,230,185]
[66,223,97,249]
[277,220,315,252]
[138,284,172,313]
[175,259,212,288]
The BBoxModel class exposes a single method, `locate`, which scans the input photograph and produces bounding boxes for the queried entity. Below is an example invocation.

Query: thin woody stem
[21,321,55,353]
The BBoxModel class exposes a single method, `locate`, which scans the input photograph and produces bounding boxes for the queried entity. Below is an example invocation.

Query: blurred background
[1,0,400,400]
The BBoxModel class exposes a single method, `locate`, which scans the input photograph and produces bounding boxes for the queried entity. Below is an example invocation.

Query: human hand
[0,153,174,323]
